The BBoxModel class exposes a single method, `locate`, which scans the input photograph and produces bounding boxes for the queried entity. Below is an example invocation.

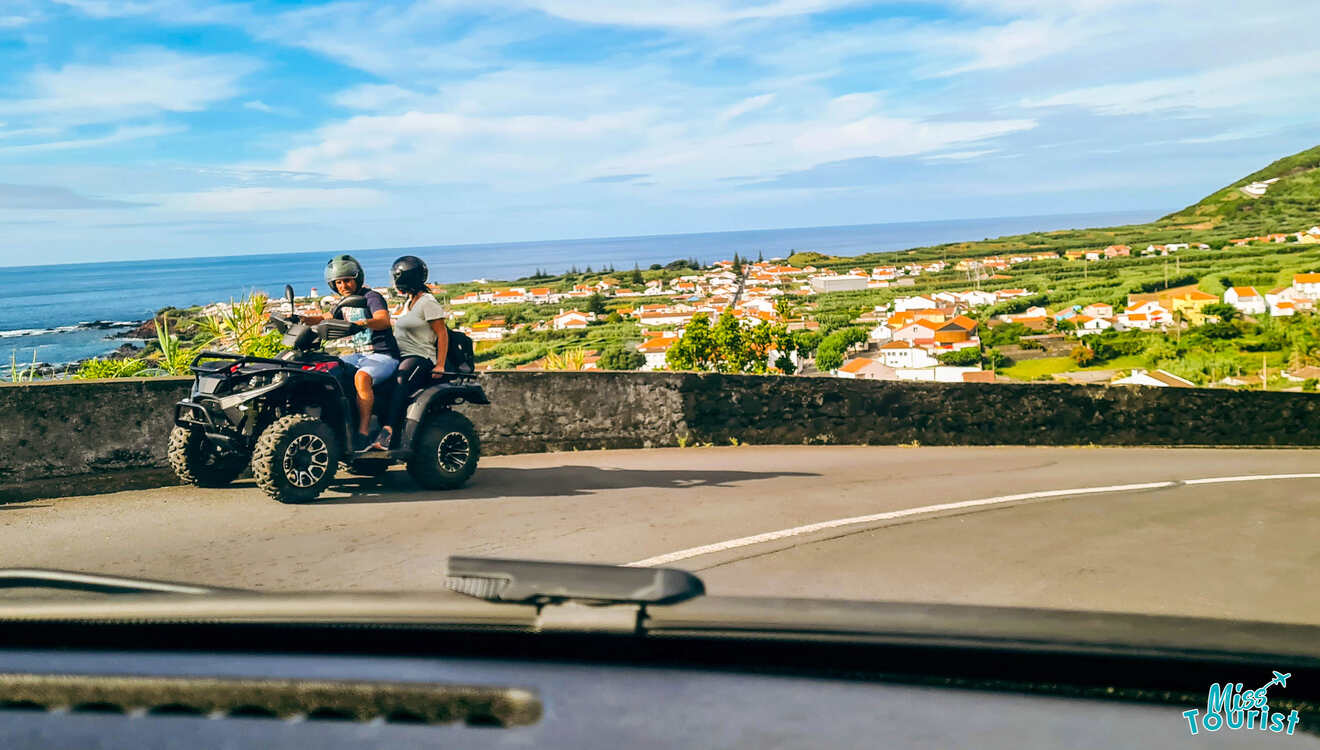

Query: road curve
[2,445,1318,624]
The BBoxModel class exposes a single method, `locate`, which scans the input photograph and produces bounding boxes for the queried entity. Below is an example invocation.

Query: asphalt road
[3,446,1319,624]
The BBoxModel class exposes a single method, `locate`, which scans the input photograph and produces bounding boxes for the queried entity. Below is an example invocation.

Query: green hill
[792,143,1320,272]
[1158,144,1320,233]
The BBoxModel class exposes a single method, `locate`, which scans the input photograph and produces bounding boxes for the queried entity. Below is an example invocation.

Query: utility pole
[1263,354,1268,391]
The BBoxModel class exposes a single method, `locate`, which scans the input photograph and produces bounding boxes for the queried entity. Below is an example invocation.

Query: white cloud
[1021,51,1320,114]
[283,78,1035,190]
[0,124,180,153]
[923,149,999,160]
[515,0,865,28]
[162,187,387,213]
[717,94,775,124]
[929,16,1106,76]
[0,49,260,126]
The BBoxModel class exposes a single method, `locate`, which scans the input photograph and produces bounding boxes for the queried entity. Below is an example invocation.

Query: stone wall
[4,372,1319,501]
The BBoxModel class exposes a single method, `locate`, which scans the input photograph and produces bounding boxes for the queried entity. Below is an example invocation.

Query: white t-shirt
[392,294,448,361]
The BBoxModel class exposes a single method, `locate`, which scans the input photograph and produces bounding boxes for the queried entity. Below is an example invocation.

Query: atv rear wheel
[406,410,480,490]
[252,415,338,503]
[167,425,248,488]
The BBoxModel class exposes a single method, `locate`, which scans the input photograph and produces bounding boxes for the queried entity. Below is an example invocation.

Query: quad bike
[169,286,487,503]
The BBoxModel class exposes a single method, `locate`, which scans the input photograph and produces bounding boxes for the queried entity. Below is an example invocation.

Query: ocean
[0,210,1158,367]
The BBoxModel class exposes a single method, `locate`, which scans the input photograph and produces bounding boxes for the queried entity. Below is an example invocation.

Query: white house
[636,334,679,371]
[893,295,937,312]
[894,366,983,382]
[1293,274,1320,299]
[835,358,896,380]
[552,310,593,330]
[1223,286,1266,316]
[1071,314,1113,336]
[957,290,998,308]
[1082,302,1114,318]
[809,275,868,293]
[877,341,939,369]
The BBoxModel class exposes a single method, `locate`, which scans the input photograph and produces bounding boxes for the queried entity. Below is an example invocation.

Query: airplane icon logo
[1267,671,1291,689]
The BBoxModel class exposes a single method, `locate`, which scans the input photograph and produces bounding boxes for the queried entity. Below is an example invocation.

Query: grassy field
[999,354,1147,381]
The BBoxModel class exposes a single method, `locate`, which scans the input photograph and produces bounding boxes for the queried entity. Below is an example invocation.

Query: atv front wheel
[252,415,338,503]
[406,410,480,490]
[167,425,248,488]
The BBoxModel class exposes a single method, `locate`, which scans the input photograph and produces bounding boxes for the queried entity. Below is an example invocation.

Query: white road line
[1181,473,1320,485]
[625,473,1320,568]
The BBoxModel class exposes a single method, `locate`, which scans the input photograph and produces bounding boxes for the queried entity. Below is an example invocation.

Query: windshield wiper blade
[0,569,239,596]
[446,556,704,606]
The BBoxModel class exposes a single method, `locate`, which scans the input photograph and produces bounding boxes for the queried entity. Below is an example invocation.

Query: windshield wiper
[446,556,704,606]
[0,569,239,596]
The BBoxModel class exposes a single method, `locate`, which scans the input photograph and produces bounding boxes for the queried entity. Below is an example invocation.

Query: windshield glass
[3,1,1320,633]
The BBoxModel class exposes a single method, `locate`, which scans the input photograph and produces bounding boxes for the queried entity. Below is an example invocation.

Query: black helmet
[324,254,365,291]
[391,255,429,294]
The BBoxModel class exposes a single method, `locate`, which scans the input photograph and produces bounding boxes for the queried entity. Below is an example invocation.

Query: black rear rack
[190,351,294,375]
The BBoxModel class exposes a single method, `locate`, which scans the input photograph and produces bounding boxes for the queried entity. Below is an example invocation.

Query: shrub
[937,347,981,366]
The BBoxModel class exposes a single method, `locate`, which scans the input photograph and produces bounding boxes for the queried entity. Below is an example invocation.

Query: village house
[891,319,942,345]
[893,295,937,312]
[636,334,680,371]
[1070,314,1113,336]
[551,310,594,330]
[877,340,940,369]
[835,357,896,380]
[1169,289,1219,325]
[1293,273,1320,299]
[1082,302,1114,319]
[1223,286,1266,316]
[933,316,979,349]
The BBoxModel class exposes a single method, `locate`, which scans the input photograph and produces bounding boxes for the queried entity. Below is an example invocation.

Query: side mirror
[284,284,296,316]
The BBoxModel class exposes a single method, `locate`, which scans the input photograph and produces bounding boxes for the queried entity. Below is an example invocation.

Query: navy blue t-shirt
[332,288,400,357]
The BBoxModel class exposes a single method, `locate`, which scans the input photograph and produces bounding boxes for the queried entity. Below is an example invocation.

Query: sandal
[369,425,393,451]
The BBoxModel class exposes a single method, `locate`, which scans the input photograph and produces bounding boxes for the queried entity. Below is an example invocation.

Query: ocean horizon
[0,209,1161,365]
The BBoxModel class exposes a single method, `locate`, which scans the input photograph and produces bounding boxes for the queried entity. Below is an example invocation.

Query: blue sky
[1,0,1319,264]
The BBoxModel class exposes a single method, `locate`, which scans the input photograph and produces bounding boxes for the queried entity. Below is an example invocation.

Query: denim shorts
[340,353,399,384]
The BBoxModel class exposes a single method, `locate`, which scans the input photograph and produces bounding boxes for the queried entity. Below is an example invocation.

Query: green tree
[665,312,790,374]
[814,326,868,372]
[1070,344,1097,366]
[606,310,623,324]
[937,347,981,366]
[815,340,846,372]
[710,312,748,373]
[666,313,715,371]
[1303,378,1317,392]
[599,346,645,370]
[586,292,607,315]
[631,264,644,285]
[774,297,794,320]
[732,253,742,274]
[1202,302,1239,323]
[983,348,1011,371]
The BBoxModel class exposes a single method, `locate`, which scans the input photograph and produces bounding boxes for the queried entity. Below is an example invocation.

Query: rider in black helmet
[372,255,448,450]
[299,254,400,452]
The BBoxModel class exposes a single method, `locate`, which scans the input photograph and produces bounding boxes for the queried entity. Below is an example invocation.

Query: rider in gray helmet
[299,254,400,452]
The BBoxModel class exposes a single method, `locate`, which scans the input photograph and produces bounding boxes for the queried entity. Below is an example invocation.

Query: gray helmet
[324,254,365,290]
